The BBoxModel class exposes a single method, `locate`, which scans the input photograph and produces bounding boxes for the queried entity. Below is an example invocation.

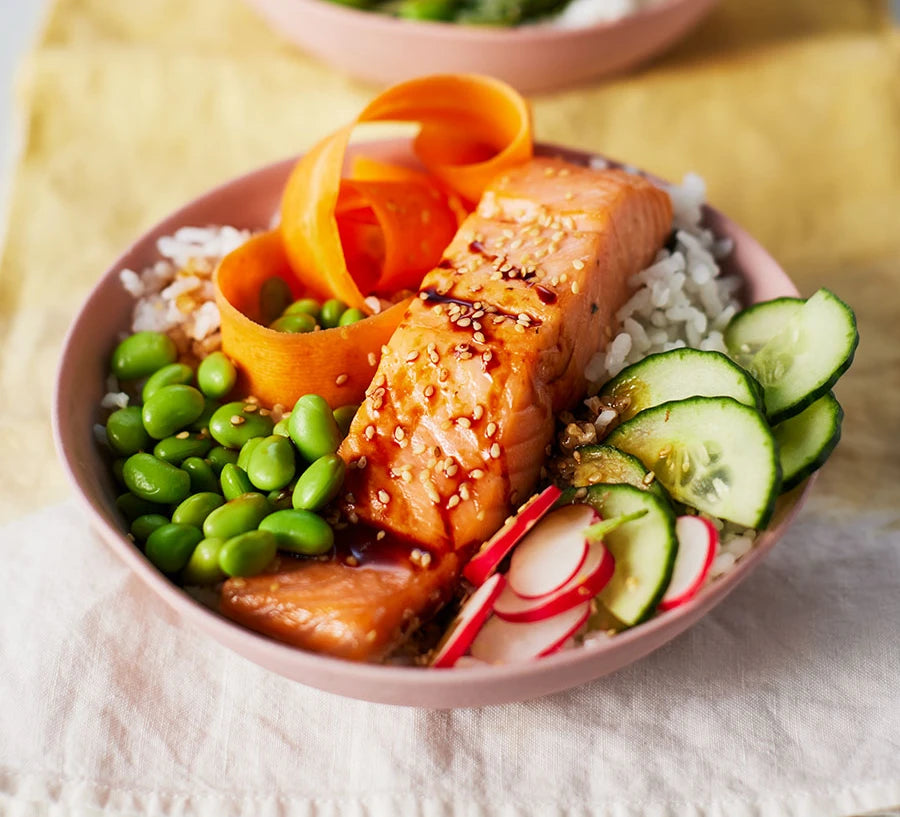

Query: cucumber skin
[606,397,782,530]
[775,394,844,492]
[557,484,677,626]
[572,443,670,503]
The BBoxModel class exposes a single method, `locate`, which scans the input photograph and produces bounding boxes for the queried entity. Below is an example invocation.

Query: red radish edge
[494,540,615,623]
[462,484,562,585]
[658,515,718,611]
[507,505,597,599]
[431,573,506,668]
[469,602,591,664]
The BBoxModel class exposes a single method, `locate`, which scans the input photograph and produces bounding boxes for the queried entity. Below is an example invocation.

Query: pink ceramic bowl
[53,140,809,708]
[245,0,719,93]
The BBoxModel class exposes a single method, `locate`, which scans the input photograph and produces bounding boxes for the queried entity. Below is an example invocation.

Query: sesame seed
[459,483,471,501]
[572,259,585,271]
[571,282,581,295]
[486,422,497,437]
[447,495,461,509]
[412,441,426,454]
[490,443,501,459]
[175,430,190,440]
[424,385,435,398]
[560,273,568,283]
[335,373,349,386]
[244,403,259,413]
[473,404,484,420]
[344,492,356,503]
[364,424,376,440]
[456,417,472,429]
[439,368,449,382]
[245,395,260,404]
[406,351,419,362]
[476,510,486,521]
[457,317,471,328]
[345,555,360,567]
[642,472,656,486]
[401,470,413,483]
[471,469,485,479]
[473,331,486,344]
[394,426,405,441]
[259,408,270,417]
[515,324,526,334]
[367,352,377,366]
[377,490,391,504]
[358,456,368,469]
[424,482,441,504]
[376,530,386,540]
[446,464,459,477]
[230,415,245,426]
[365,629,377,641]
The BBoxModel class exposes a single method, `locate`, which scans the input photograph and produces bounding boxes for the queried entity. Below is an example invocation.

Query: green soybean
[247,435,296,491]
[182,537,226,585]
[237,436,265,471]
[190,398,221,432]
[208,401,275,448]
[111,331,178,380]
[181,456,219,493]
[333,404,359,438]
[123,453,191,504]
[202,491,271,540]
[116,491,164,522]
[220,463,255,501]
[197,352,237,400]
[142,384,206,439]
[259,275,294,324]
[172,492,225,528]
[269,313,316,334]
[319,298,347,329]
[145,522,203,573]
[283,298,321,319]
[206,445,239,474]
[130,513,170,543]
[218,529,278,577]
[106,406,151,456]
[259,509,334,556]
[292,454,345,511]
[272,416,291,437]
[288,394,342,462]
[153,432,211,465]
[338,308,366,327]
[142,362,194,402]
[267,487,294,511]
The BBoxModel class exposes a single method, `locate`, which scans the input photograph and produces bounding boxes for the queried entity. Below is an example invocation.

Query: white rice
[549,0,665,28]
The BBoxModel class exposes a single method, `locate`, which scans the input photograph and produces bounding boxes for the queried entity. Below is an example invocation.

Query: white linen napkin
[1,496,898,817]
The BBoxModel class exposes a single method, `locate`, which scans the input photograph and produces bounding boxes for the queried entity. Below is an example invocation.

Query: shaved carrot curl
[215,230,411,409]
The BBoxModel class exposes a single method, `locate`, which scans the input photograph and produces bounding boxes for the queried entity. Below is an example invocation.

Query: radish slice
[469,602,591,664]
[431,573,506,668]
[507,504,597,599]
[658,515,719,611]
[494,540,615,622]
[463,485,562,586]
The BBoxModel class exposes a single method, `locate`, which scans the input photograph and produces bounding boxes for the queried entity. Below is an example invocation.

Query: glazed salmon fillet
[221,158,671,660]
[340,158,671,552]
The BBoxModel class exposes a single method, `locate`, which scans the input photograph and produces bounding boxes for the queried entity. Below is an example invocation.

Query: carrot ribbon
[215,74,532,409]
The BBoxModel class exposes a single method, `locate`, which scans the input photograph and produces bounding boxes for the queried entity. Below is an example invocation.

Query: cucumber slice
[773,392,843,492]
[573,443,669,501]
[599,348,763,422]
[726,289,858,423]
[724,297,803,368]
[559,484,676,626]
[606,396,781,529]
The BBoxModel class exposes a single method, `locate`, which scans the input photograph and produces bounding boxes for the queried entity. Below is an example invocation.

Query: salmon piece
[222,551,461,662]
[340,158,672,553]
[221,158,671,661]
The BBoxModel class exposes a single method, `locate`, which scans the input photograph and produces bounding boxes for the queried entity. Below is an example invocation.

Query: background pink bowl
[53,140,809,708]
[244,0,719,92]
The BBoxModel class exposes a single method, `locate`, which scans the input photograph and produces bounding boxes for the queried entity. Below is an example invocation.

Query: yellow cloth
[0,0,897,522]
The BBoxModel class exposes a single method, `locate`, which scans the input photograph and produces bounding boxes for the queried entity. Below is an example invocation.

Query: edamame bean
[106,406,151,456]
[208,401,275,448]
[206,445,239,474]
[172,492,225,528]
[259,276,294,324]
[247,435,296,491]
[267,487,294,511]
[202,492,271,540]
[292,454,346,511]
[237,436,265,471]
[288,394,342,462]
[153,432,211,465]
[259,509,334,556]
[130,513,170,543]
[116,491,164,522]
[269,313,316,334]
[142,384,205,439]
[272,416,291,437]
[283,298,320,319]
[332,404,359,438]
[220,463,255,501]
[319,299,347,329]
[218,530,278,577]
[142,362,194,402]
[182,537,226,585]
[338,308,366,327]
[123,453,191,504]
[396,0,457,20]
[197,352,237,400]
[181,457,219,493]
[145,522,203,573]
[111,331,178,380]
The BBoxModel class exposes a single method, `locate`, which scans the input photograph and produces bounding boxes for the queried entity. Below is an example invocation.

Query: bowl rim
[262,0,715,42]
[52,139,811,707]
